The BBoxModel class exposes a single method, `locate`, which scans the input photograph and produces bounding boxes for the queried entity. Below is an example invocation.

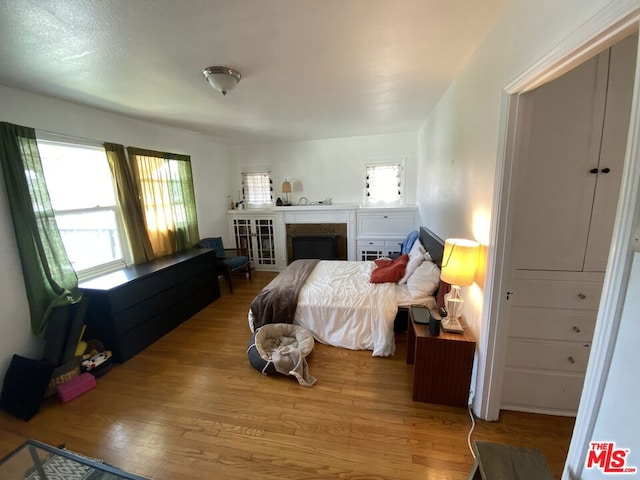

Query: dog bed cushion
[247,323,316,386]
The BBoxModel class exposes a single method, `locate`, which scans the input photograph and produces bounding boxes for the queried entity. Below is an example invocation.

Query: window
[37,140,128,278]
[129,148,199,256]
[365,161,403,206]
[242,171,273,206]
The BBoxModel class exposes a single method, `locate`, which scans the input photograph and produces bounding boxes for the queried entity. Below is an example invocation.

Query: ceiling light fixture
[202,66,241,96]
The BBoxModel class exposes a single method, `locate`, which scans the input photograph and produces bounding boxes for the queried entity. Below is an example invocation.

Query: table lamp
[439,238,480,330]
[282,179,292,205]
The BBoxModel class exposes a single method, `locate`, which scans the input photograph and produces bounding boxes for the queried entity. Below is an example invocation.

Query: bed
[248,227,445,356]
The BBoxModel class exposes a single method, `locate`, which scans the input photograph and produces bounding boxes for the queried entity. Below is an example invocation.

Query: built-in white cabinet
[357,239,403,261]
[227,206,417,268]
[512,36,634,273]
[502,270,602,415]
[503,35,636,415]
[356,207,416,260]
[227,212,283,272]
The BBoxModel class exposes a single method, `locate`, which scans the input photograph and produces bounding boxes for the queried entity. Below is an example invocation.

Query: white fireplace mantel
[227,204,416,269]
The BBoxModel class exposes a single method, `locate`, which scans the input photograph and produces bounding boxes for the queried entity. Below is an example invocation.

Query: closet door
[583,35,637,272]
[512,51,608,271]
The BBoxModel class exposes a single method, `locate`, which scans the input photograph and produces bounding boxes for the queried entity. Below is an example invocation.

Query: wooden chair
[198,237,251,293]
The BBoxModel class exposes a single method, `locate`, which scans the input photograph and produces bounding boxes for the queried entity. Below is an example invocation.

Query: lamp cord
[467,403,477,459]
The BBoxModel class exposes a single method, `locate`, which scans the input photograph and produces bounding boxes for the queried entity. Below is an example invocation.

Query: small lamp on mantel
[281,179,292,205]
[439,238,480,330]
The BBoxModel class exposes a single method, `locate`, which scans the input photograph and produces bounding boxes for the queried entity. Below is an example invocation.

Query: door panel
[584,35,636,271]
[512,51,608,271]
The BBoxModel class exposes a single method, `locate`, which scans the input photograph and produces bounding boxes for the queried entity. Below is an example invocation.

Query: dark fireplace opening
[292,235,338,261]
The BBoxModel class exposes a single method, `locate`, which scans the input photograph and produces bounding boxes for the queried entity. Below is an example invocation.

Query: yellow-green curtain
[127,147,199,257]
[104,143,154,264]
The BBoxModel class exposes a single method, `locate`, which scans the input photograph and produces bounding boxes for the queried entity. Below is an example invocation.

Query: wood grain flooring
[0,271,575,479]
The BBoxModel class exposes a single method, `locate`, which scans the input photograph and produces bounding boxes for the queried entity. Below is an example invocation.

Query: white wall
[580,252,640,478]
[0,85,230,384]
[229,132,418,207]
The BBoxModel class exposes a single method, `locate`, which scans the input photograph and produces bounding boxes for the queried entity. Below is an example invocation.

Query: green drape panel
[127,147,200,256]
[0,122,80,337]
[174,158,199,251]
[104,143,154,264]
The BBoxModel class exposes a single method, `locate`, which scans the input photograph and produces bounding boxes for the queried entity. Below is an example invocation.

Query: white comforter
[293,260,398,356]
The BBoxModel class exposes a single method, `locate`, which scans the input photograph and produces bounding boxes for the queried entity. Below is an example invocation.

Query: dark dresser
[80,248,219,362]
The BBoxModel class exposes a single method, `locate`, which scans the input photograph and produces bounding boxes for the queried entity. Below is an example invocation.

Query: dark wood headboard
[419,226,445,268]
[418,227,448,308]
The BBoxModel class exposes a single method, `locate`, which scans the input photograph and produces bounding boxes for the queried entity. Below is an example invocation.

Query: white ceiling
[0,0,507,144]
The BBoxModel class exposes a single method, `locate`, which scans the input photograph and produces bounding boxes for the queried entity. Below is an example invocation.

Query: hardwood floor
[0,272,574,479]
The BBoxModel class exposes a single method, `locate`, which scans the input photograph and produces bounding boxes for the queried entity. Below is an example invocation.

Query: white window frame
[241,170,273,208]
[363,157,406,207]
[36,134,131,280]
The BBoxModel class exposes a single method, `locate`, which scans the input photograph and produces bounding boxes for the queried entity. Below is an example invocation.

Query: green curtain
[0,122,80,337]
[173,157,199,251]
[104,143,155,264]
[127,147,200,256]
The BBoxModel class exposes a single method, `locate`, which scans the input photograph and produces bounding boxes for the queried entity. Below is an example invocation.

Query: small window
[242,171,273,206]
[365,161,403,206]
[37,140,128,279]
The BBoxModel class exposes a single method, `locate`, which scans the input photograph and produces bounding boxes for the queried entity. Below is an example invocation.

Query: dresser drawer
[511,278,603,309]
[508,306,596,341]
[505,339,590,372]
[501,368,585,414]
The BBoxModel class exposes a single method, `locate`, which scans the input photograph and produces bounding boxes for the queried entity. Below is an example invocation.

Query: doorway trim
[477,1,640,476]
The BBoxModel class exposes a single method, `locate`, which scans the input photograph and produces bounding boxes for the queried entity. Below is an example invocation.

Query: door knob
[578,293,586,299]
[601,167,611,174]
[568,356,575,364]
[589,168,598,174]
[573,326,581,333]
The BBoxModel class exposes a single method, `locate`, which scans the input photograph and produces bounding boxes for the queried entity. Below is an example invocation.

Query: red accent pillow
[374,258,393,268]
[370,254,409,283]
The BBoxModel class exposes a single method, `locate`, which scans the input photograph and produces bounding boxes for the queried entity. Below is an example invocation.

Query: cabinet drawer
[501,368,585,414]
[358,240,385,248]
[112,269,215,335]
[385,239,403,248]
[358,213,415,236]
[508,306,596,341]
[505,339,590,372]
[511,278,603,309]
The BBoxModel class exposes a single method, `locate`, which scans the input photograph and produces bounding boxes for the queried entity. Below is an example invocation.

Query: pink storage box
[57,372,96,402]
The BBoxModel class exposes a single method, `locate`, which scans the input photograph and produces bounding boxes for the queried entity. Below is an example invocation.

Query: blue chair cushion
[223,256,249,270]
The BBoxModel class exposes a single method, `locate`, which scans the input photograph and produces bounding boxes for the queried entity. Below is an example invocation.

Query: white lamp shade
[440,238,480,286]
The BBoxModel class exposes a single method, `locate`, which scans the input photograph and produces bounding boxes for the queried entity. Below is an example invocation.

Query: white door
[511,50,608,272]
[501,35,636,415]
[583,35,637,272]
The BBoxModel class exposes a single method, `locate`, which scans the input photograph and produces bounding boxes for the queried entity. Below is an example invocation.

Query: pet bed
[247,323,316,386]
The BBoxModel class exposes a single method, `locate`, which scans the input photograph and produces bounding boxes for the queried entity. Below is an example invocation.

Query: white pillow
[406,260,441,297]
[398,240,426,284]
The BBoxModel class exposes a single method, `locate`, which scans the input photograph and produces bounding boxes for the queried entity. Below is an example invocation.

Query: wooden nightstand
[407,306,476,407]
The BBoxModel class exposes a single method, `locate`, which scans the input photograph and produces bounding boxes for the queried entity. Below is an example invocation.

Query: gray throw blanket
[266,335,316,387]
[250,259,319,330]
